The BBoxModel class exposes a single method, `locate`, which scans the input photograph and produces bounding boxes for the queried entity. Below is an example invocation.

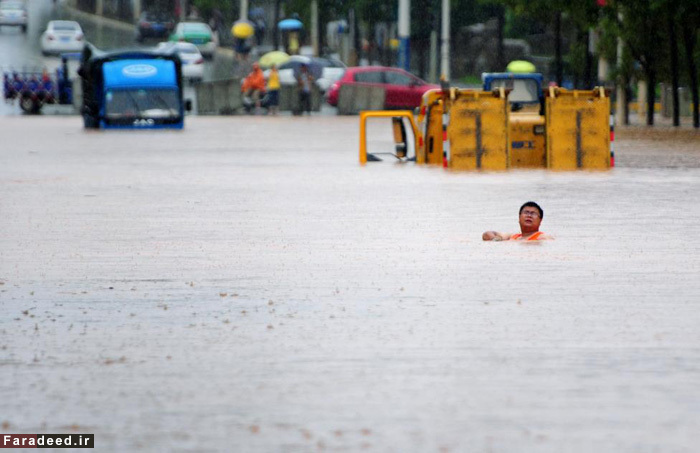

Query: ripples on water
[1,118,698,451]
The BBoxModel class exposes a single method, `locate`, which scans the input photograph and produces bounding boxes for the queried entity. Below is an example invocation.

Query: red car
[326,66,439,109]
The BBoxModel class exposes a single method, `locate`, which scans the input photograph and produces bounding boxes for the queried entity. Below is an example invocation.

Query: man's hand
[482,231,507,241]
[482,231,497,241]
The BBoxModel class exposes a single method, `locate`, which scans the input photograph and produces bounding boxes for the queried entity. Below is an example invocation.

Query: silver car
[0,0,27,32]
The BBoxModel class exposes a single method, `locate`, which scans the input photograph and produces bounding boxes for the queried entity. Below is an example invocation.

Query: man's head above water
[482,201,552,241]
[518,201,543,235]
[519,201,543,219]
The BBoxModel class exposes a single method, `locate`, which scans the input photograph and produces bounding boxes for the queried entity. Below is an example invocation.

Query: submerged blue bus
[79,43,190,129]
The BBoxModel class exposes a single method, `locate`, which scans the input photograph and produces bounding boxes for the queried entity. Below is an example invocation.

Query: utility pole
[398,0,410,72]
[616,12,628,126]
[273,0,280,50]
[132,0,141,22]
[440,0,450,80]
[179,0,186,22]
[240,0,248,21]
[311,0,319,56]
[429,16,438,82]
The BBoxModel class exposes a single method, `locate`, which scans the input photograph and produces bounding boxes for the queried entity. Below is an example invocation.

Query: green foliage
[460,74,483,86]
[190,0,237,22]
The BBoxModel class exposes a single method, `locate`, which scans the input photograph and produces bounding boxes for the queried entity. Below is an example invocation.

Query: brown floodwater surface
[1,117,699,452]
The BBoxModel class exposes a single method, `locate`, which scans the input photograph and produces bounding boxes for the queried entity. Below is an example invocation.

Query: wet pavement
[1,116,699,451]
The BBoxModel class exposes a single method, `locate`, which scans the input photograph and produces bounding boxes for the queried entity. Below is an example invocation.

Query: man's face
[519,207,542,233]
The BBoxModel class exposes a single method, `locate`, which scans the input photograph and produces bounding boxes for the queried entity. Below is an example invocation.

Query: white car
[157,41,204,82]
[0,0,27,32]
[263,56,346,93]
[41,21,85,55]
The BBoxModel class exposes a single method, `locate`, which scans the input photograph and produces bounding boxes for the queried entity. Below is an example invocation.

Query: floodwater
[1,116,699,452]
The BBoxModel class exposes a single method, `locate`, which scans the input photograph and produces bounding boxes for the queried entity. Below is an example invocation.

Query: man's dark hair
[519,201,543,219]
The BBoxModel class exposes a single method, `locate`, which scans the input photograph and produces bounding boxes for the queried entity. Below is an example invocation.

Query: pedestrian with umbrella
[258,50,290,69]
[278,16,303,55]
[232,20,255,60]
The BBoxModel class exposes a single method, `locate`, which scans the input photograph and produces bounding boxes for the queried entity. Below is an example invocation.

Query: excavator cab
[483,73,546,168]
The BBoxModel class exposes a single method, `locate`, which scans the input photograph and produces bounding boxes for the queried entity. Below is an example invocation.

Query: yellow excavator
[360,72,613,170]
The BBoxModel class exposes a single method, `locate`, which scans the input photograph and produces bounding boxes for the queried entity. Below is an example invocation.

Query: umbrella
[278,18,303,31]
[231,20,254,39]
[279,56,323,80]
[506,60,536,73]
[259,50,290,68]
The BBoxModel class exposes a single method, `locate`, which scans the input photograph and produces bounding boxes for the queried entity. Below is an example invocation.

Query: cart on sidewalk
[2,53,81,114]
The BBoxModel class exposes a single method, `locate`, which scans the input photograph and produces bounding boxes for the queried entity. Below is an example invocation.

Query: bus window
[105,89,180,119]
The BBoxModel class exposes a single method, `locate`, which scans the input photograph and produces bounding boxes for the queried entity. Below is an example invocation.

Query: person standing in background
[267,64,280,116]
[295,63,313,115]
[288,31,300,55]
[241,63,266,114]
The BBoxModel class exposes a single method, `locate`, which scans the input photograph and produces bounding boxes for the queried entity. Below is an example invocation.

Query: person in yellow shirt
[267,64,280,116]
[288,31,299,55]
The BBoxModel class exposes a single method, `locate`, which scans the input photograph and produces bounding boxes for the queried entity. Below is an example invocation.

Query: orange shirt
[510,231,546,241]
[241,68,266,93]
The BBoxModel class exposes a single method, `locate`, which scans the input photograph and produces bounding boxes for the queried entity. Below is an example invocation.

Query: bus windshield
[105,88,180,119]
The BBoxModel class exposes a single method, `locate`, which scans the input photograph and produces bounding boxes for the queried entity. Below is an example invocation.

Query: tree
[667,0,680,126]
[605,0,666,126]
[491,0,573,85]
[679,0,699,128]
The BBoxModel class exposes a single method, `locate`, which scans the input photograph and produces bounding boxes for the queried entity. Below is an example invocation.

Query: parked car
[136,10,175,42]
[326,66,439,109]
[156,41,204,82]
[40,20,85,55]
[0,0,27,32]
[169,22,216,59]
[263,56,345,93]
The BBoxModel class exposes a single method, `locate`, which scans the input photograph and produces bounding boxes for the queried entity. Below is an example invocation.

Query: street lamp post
[240,0,248,21]
[398,0,410,71]
[440,0,449,80]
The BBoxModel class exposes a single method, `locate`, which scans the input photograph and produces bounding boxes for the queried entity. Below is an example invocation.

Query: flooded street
[1,116,699,451]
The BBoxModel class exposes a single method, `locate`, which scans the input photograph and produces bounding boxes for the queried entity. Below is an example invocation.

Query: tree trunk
[496,6,505,71]
[581,29,591,89]
[273,0,280,50]
[682,19,699,128]
[668,0,680,126]
[646,66,655,126]
[624,81,630,125]
[352,9,360,61]
[554,11,563,87]
[317,7,324,56]
[418,37,427,79]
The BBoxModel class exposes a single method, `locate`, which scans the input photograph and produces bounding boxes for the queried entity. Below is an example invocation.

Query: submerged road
[1,117,699,451]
